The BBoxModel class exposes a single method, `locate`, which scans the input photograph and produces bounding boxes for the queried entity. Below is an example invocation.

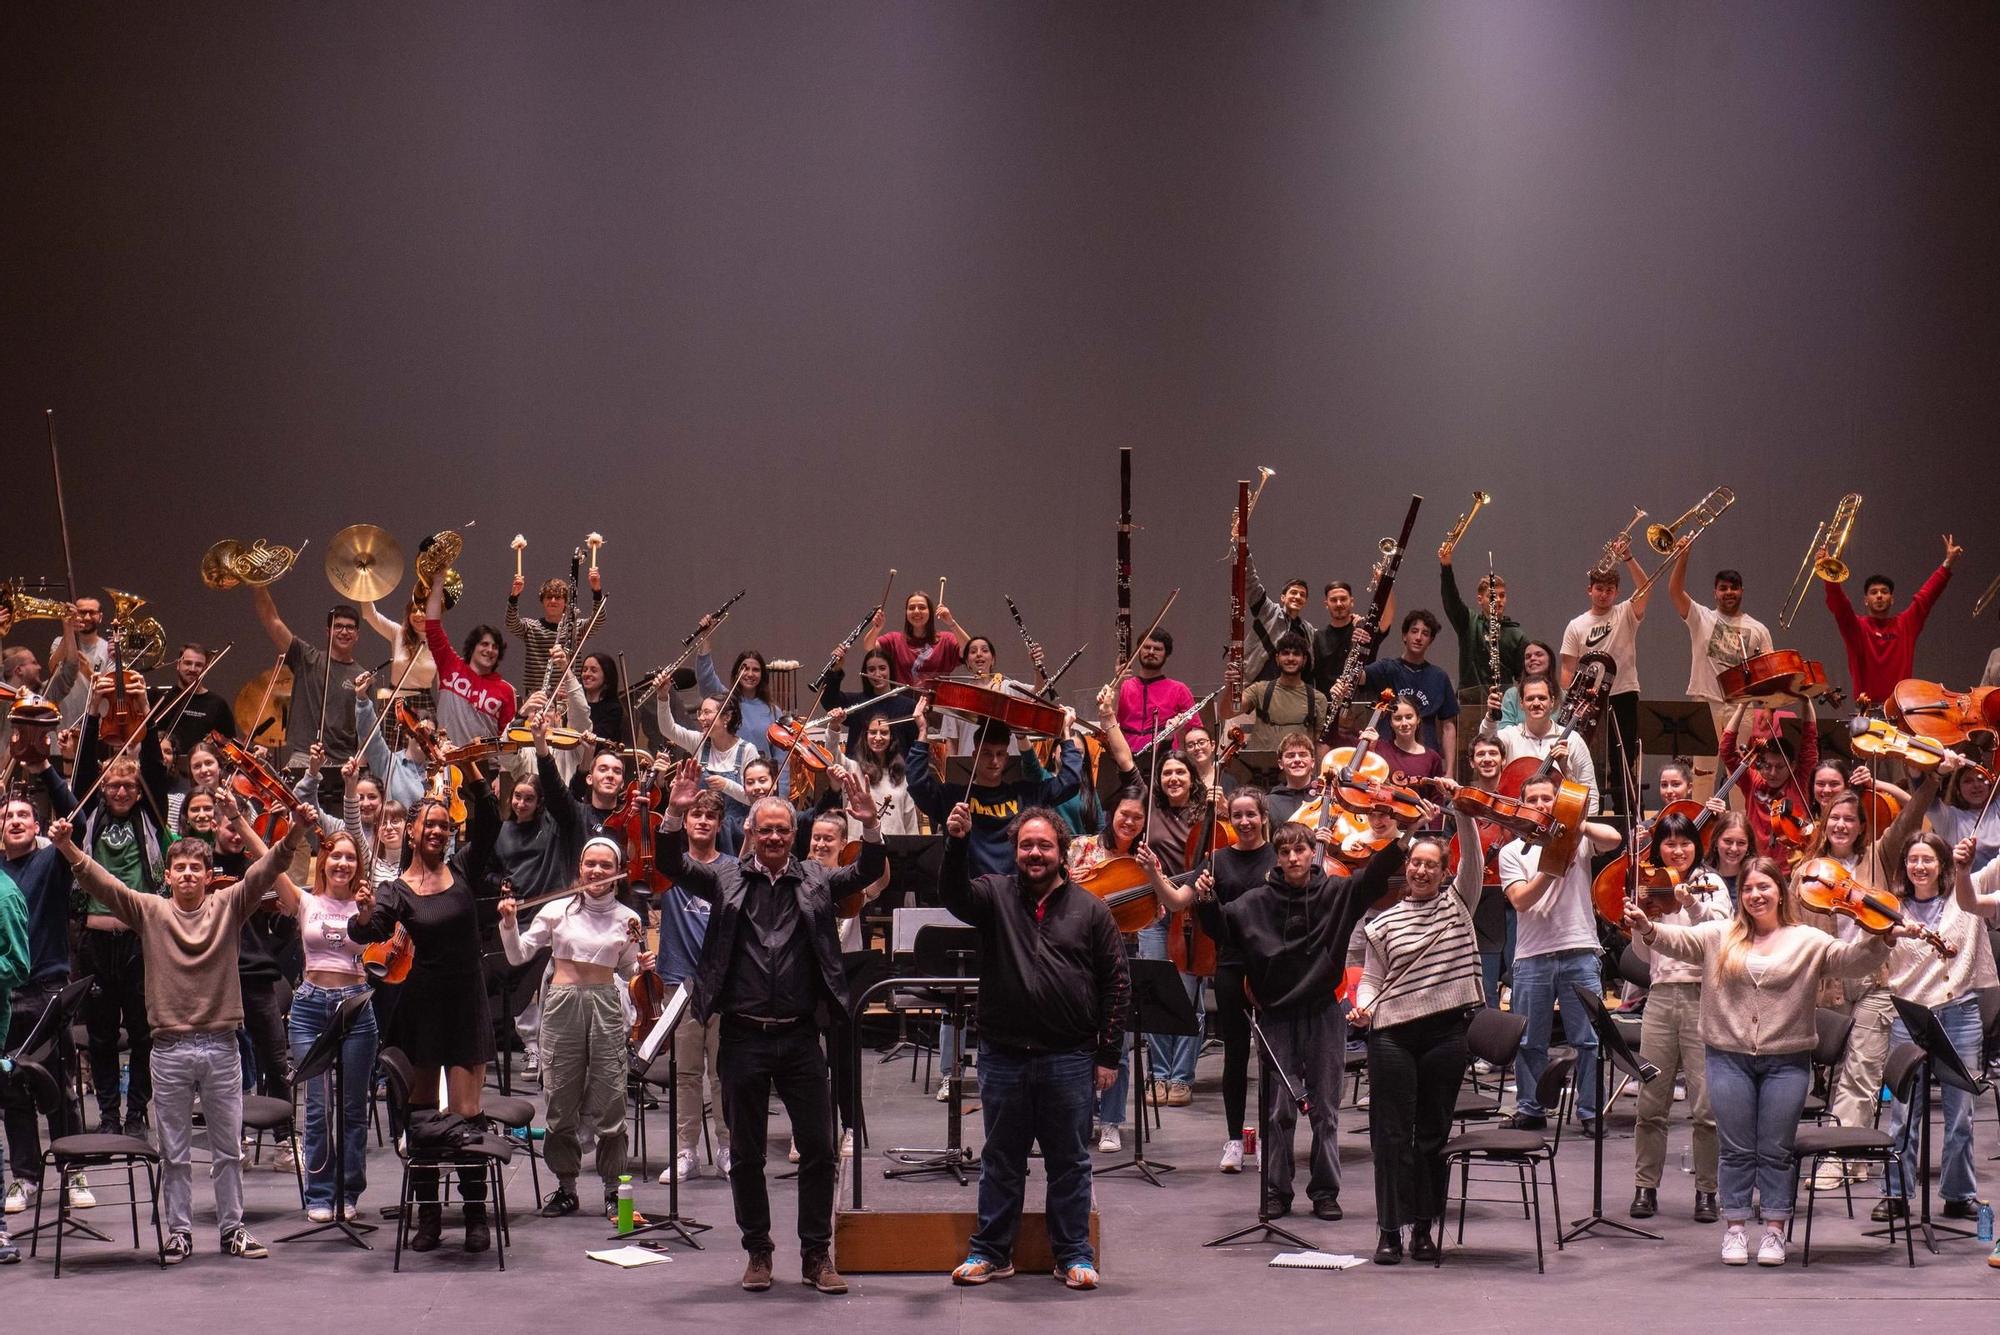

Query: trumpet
[1591,506,1648,578]
[1438,491,1490,562]
[1646,486,1735,555]
[2,579,77,625]
[1779,493,1862,628]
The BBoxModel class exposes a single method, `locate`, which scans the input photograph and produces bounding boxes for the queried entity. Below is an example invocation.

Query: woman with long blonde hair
[1624,858,1894,1268]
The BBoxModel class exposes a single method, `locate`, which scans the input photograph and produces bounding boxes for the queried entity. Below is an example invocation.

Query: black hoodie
[1196,842,1407,1018]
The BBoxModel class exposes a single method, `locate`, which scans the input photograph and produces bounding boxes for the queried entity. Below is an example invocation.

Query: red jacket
[424,618,518,736]
[1825,565,1950,706]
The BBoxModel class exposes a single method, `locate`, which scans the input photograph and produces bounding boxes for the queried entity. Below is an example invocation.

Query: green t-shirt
[88,816,153,914]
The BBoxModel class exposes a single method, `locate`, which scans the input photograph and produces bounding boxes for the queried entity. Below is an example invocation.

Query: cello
[1167,728,1247,978]
[1884,680,2000,747]
[1591,748,1757,923]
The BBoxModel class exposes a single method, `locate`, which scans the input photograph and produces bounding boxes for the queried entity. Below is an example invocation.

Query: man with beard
[1667,547,1772,801]
[159,643,239,755]
[942,802,1127,1292]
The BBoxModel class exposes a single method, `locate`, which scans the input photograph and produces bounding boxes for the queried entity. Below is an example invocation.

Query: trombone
[1779,492,1862,628]
[1971,570,2000,621]
[1629,486,1736,597]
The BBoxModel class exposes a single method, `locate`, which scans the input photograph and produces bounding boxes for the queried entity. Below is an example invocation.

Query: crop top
[501,891,642,975]
[298,892,366,976]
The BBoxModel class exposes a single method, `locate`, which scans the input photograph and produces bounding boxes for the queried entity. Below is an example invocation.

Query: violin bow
[544,594,610,725]
[1106,588,1180,692]
[314,616,337,754]
[353,643,430,767]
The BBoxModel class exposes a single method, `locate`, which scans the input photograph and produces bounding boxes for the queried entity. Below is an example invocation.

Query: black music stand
[616,985,711,1249]
[883,926,981,1185]
[1098,958,1190,1187]
[1875,997,1991,1252]
[1635,700,1717,760]
[1560,988,1662,1244]
[278,992,377,1249]
[1205,1005,1313,1251]
[5,977,97,1245]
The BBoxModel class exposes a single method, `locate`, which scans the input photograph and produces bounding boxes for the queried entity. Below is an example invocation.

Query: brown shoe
[801,1253,849,1295]
[742,1250,774,1291]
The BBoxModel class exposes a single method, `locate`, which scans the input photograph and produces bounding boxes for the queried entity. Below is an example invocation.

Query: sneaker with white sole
[1756,1229,1787,1267]
[840,1130,854,1159]
[1810,1161,1846,1192]
[936,1078,951,1103]
[162,1231,194,1265]
[1720,1223,1749,1265]
[1219,1139,1245,1173]
[306,1205,335,1223]
[717,1148,732,1177]
[222,1226,269,1259]
[658,1149,698,1185]
[3,1181,34,1215]
[0,1231,18,1265]
[273,1145,298,1174]
[1097,1124,1121,1153]
[68,1173,96,1210]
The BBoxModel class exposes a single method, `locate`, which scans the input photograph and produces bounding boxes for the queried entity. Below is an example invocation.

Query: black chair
[240,1092,305,1208]
[1440,1046,1578,1273]
[1791,1040,1925,1268]
[1801,1007,1855,1126]
[1454,1007,1528,1128]
[1603,949,1650,1104]
[375,1047,514,1272]
[483,1090,541,1206]
[30,1128,166,1277]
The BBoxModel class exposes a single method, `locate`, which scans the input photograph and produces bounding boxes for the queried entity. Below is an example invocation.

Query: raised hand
[667,758,700,815]
[840,767,879,826]
[496,893,519,924]
[48,818,76,854]
[945,801,972,838]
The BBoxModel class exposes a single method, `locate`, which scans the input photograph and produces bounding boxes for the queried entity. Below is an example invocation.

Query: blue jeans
[1137,921,1201,1085]
[970,1045,1096,1270]
[1882,996,1983,1204]
[287,982,378,1211]
[150,1033,244,1238]
[1706,1047,1810,1222]
[1510,949,1599,1121]
[1095,1043,1130,1127]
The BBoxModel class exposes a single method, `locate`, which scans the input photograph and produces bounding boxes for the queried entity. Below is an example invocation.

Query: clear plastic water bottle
[617,1175,635,1234]
[1978,1200,1994,1243]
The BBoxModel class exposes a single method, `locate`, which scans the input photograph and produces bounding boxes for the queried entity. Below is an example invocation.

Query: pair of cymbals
[325,524,405,602]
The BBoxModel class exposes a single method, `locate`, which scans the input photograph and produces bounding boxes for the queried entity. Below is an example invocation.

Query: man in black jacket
[1196,822,1408,1221]
[940,802,1128,1292]
[657,760,883,1298]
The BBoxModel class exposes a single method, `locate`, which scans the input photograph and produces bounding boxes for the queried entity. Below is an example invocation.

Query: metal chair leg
[1529,1161,1545,1275]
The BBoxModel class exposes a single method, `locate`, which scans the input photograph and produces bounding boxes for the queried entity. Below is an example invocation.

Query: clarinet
[1484,555,1503,721]
[1320,495,1422,746]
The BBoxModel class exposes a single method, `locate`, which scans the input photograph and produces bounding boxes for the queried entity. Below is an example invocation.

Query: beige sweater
[1643,919,1890,1055]
[73,842,291,1039]
[1626,870,1731,987]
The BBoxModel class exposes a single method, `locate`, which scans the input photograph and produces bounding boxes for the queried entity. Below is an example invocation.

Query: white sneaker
[1472,1059,1495,1075]
[717,1148,732,1177]
[67,1174,96,1210]
[1810,1161,1846,1192]
[3,1182,35,1215]
[306,1206,335,1223]
[840,1130,854,1159]
[936,1078,951,1103]
[1757,1229,1787,1267]
[1097,1124,1121,1153]
[273,1145,298,1174]
[1720,1223,1749,1265]
[658,1150,699,1185]
[1219,1139,1245,1173]
[788,1138,801,1164]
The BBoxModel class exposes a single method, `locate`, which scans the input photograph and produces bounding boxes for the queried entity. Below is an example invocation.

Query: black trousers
[239,977,293,1137]
[1601,692,1640,816]
[1366,1007,1472,1232]
[1214,963,1252,1138]
[717,1017,837,1258]
[78,928,151,1123]
[5,979,84,1177]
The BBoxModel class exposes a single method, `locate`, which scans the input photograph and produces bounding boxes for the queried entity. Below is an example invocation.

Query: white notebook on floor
[1269,1250,1364,1270]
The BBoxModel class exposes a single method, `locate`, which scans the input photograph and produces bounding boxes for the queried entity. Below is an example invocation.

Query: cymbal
[234,665,293,749]
[325,524,405,602]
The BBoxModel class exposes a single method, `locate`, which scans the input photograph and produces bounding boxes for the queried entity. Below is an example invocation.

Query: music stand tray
[1635,700,1717,759]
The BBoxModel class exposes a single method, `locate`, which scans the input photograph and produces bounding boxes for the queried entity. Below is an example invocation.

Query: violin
[1795,857,1955,961]
[604,768,670,894]
[1848,716,1987,777]
[206,730,308,844]
[1287,694,1395,829]
[362,924,415,984]
[1884,680,2000,747]
[94,658,150,753]
[1181,727,1248,868]
[1590,749,1756,924]
[1763,794,1815,871]
[1399,773,1505,887]
[629,971,669,1046]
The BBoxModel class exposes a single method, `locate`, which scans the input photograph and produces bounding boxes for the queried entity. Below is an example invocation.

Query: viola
[1796,857,1955,961]
[1848,717,1986,777]
[1763,795,1815,871]
[1883,680,2000,748]
[629,971,669,1046]
[206,730,307,844]
[604,772,670,894]
[363,924,415,984]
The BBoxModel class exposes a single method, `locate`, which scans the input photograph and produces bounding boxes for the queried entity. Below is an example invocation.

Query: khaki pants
[1828,986,1895,1130]
[1691,702,1735,805]
[1632,983,1717,1192]
[674,1011,728,1156]
[540,983,629,1192]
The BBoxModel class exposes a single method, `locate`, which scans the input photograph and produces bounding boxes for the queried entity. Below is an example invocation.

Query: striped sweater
[1354,820,1488,1029]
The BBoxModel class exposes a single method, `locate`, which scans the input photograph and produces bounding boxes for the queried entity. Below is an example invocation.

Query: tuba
[104,587,166,670]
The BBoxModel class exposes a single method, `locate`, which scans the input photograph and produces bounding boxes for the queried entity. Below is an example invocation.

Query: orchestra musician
[1821,534,1958,707]
[1561,536,1652,815]
[1667,552,1772,804]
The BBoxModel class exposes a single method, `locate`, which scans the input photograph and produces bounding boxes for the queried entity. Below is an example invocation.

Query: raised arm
[653,760,721,904]
[250,586,295,654]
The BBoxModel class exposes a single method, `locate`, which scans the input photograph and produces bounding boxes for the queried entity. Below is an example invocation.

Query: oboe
[1485,552,1503,720]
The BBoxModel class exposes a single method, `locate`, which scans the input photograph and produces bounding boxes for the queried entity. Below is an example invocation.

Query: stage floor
[6,1039,1995,1333]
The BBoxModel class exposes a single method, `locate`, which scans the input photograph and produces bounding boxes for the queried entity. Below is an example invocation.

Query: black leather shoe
[1312,1197,1343,1221]
[1503,1112,1547,1132]
[1629,1188,1657,1219]
[409,1203,442,1252]
[1941,1199,1979,1221]
[1870,1197,1908,1222]
[1693,1191,1719,1224]
[1373,1230,1403,1265]
[1409,1222,1440,1263]
[1575,1117,1607,1141]
[539,1188,580,1218]
[1263,1196,1293,1219]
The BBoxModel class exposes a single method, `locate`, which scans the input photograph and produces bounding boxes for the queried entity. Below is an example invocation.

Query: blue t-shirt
[1360,657,1461,752]
[655,854,736,985]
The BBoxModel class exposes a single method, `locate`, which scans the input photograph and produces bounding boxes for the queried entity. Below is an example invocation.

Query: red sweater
[424,618,518,737]
[1825,565,1950,705]
[1719,721,1818,857]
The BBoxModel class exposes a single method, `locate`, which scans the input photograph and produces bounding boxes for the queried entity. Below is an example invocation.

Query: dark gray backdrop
[6,1,1998,718]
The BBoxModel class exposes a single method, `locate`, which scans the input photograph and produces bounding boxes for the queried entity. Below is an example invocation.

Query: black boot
[1630,1187,1658,1218]
[410,1203,443,1252]
[464,1202,490,1253]
[1373,1229,1403,1265]
[1409,1220,1440,1263]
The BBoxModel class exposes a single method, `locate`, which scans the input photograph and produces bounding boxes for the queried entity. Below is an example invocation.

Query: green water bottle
[617,1175,635,1234]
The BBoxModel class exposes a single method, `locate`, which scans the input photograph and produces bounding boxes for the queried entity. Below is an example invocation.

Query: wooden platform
[834,1206,1101,1273]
